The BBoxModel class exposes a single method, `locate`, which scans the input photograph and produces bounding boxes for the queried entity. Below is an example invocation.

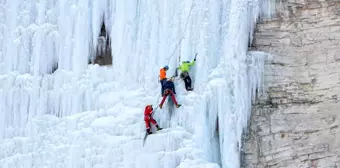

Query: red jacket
[144,105,153,116]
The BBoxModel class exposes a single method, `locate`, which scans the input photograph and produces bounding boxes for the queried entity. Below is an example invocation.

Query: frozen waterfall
[0,0,267,168]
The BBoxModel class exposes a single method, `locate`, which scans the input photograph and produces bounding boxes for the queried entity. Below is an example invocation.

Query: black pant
[162,82,176,95]
[180,72,192,89]
[160,79,166,94]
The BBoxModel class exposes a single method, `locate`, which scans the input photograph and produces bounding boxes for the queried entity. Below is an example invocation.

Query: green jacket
[178,60,195,72]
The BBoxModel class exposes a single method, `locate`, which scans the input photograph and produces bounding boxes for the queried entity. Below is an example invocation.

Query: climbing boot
[156,125,163,131]
[147,128,152,135]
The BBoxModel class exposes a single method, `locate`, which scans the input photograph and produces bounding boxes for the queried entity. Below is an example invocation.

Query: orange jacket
[159,68,166,80]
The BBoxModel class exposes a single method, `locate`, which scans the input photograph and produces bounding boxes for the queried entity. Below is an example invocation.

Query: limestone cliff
[243,0,340,167]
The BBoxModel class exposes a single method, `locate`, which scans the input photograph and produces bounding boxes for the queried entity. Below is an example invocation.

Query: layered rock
[243,0,340,167]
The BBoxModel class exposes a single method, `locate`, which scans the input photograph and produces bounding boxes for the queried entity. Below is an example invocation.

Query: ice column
[192,0,267,168]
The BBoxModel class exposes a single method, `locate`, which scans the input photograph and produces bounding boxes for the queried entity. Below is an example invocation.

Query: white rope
[166,1,195,65]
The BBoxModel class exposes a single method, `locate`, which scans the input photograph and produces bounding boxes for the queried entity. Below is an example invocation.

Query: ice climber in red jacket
[144,105,162,134]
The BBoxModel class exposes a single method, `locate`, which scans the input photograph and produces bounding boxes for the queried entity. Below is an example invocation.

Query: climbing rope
[156,1,195,83]
[166,1,195,65]
[153,1,195,116]
[151,93,162,117]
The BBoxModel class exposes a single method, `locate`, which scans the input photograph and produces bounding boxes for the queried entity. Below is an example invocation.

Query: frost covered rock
[243,1,340,167]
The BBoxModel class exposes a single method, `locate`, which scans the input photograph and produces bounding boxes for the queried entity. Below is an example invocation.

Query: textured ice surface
[0,0,266,168]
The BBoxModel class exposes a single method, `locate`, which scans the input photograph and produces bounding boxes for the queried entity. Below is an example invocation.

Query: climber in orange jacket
[144,105,162,134]
[159,65,169,94]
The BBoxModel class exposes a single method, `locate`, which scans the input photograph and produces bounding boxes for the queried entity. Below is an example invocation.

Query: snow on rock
[0,0,266,168]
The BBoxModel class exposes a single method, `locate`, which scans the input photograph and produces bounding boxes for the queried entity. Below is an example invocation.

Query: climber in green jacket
[177,53,197,91]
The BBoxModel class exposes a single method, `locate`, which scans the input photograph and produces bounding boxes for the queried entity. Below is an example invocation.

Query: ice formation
[0,0,267,168]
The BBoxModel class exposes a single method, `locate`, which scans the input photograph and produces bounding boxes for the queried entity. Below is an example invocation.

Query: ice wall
[0,0,266,168]
[0,0,116,139]
[183,1,266,167]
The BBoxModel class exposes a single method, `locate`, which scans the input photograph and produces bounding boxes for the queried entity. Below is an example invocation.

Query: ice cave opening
[90,21,112,66]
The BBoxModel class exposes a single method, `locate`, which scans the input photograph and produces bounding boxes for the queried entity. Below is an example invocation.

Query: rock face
[243,0,340,167]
